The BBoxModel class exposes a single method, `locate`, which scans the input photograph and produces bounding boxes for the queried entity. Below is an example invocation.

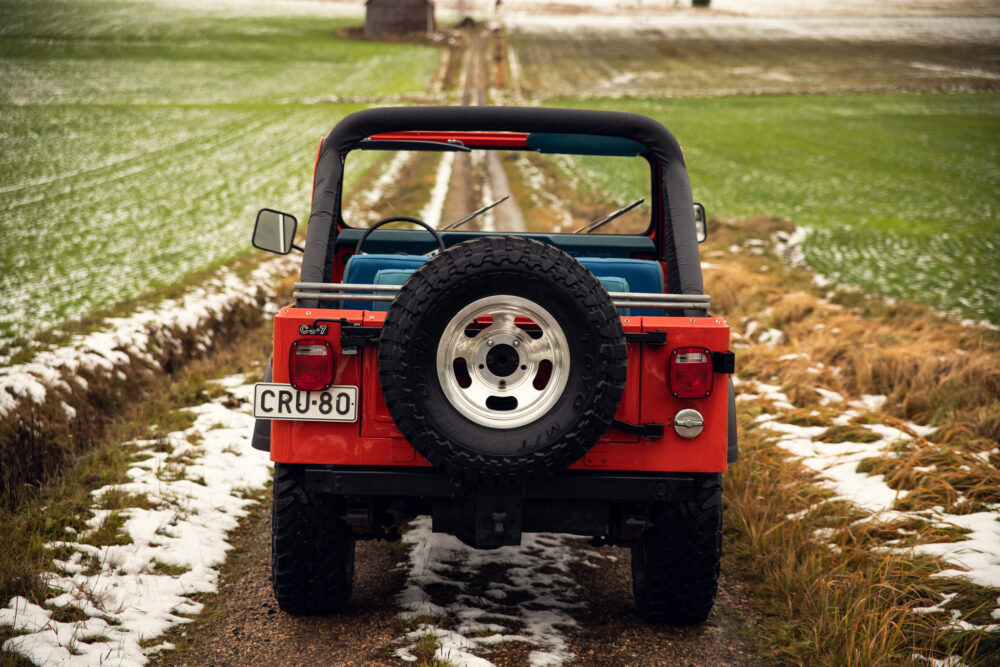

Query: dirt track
[441,29,526,233]
[151,497,763,667]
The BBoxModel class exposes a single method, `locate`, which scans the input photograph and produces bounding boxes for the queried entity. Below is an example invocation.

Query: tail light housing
[670,347,713,398]
[289,339,334,391]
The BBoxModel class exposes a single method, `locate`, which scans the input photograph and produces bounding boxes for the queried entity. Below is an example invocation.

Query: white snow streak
[740,368,1000,629]
[395,517,582,667]
[0,255,296,419]
[420,152,457,229]
[0,378,272,666]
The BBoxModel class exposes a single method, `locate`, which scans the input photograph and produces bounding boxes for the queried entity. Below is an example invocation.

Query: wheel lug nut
[513,340,520,347]
[487,339,494,346]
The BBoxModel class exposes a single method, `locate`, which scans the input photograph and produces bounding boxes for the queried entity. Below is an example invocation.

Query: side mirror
[252,208,300,255]
[693,203,707,243]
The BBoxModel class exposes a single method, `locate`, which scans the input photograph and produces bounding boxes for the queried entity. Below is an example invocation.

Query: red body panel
[269,307,731,473]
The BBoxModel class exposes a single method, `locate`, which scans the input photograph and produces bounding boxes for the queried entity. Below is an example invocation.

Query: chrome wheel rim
[436,295,570,430]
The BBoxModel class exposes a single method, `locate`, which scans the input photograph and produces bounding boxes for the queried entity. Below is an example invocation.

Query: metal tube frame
[293,282,711,312]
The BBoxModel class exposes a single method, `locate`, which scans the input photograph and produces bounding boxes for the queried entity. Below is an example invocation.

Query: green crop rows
[558,95,1000,324]
[3,0,998,349]
[0,0,441,350]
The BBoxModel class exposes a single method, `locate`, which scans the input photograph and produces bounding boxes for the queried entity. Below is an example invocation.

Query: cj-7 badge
[299,324,328,335]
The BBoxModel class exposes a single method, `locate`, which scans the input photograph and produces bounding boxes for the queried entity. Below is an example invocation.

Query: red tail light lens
[289,339,334,391]
[670,347,713,398]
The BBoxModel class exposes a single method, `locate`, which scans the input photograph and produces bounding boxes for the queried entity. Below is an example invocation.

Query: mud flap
[251,357,273,452]
[432,484,524,549]
[726,377,738,463]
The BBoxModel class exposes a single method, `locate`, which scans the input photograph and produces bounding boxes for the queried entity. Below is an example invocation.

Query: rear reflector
[290,339,334,391]
[670,347,713,398]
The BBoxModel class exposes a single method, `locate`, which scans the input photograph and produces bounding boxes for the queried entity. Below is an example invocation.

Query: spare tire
[378,236,627,484]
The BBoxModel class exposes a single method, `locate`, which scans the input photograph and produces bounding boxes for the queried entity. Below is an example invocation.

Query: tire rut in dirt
[379,235,627,484]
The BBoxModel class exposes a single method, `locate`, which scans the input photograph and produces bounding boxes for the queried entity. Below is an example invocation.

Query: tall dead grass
[707,218,999,664]
[723,420,988,665]
[705,218,1000,440]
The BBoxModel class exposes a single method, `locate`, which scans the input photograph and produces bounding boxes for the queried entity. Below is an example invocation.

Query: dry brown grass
[707,217,999,664]
[724,419,949,665]
[726,400,997,665]
[707,218,1000,435]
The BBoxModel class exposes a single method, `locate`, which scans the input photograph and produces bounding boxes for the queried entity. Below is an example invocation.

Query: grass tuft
[815,425,881,444]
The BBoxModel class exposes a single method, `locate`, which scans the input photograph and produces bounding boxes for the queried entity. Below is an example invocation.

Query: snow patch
[0,256,296,420]
[395,517,581,667]
[0,378,272,666]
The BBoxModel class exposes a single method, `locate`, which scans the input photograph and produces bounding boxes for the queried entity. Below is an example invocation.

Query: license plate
[253,383,358,422]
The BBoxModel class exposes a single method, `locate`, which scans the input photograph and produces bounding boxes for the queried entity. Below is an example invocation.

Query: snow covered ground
[395,517,590,667]
[439,0,1000,17]
[0,377,272,666]
[0,255,297,418]
[745,380,1000,633]
[747,383,1000,596]
[504,10,1000,43]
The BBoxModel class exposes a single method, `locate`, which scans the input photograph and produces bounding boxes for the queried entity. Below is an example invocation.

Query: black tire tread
[378,236,627,484]
[271,462,354,615]
[632,473,722,624]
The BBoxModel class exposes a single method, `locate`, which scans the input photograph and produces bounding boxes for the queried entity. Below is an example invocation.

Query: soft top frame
[301,106,702,303]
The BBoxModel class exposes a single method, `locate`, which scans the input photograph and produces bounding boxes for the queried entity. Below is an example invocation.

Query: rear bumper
[304,466,693,502]
[305,466,699,548]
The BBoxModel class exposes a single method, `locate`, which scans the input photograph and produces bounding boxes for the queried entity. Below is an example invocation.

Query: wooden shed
[364,0,436,37]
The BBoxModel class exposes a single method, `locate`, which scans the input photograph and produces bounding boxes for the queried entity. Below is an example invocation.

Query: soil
[150,498,766,667]
[506,15,1000,99]
[152,500,407,667]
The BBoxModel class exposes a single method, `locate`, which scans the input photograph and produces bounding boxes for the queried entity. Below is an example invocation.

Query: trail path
[152,498,762,667]
[440,30,526,234]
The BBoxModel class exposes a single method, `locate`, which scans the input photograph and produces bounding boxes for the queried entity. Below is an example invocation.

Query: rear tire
[631,473,722,624]
[271,462,354,614]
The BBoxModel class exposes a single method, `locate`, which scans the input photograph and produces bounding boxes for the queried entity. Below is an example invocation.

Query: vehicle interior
[331,131,667,315]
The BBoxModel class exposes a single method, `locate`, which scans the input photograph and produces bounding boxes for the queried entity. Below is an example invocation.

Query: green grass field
[558,95,1000,324]
[0,0,441,351]
[3,0,998,352]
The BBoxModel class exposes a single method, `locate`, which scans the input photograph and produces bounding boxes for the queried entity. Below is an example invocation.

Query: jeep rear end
[251,106,736,625]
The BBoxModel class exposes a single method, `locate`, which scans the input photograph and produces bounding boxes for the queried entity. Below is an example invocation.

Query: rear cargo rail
[293,282,711,312]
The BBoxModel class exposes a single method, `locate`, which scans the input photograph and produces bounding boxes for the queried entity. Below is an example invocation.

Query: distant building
[364,0,436,37]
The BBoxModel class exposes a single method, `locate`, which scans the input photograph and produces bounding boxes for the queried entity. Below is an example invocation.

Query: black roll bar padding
[300,106,703,306]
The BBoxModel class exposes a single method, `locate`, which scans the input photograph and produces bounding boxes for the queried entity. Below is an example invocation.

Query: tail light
[289,339,334,391]
[670,347,713,399]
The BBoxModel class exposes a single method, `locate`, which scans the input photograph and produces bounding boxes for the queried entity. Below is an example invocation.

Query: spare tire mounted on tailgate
[379,236,627,484]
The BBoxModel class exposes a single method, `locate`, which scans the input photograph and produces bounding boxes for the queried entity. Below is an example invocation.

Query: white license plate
[253,383,358,422]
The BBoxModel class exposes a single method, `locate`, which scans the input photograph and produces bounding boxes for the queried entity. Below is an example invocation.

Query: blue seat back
[372,269,415,311]
[578,257,664,316]
[343,254,427,284]
[342,253,664,316]
[343,254,427,309]
[595,276,630,316]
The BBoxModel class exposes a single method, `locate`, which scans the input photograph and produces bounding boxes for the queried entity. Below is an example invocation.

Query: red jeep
[250,106,736,625]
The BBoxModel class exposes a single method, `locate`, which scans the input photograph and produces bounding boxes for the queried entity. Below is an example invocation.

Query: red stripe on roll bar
[367,131,529,149]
